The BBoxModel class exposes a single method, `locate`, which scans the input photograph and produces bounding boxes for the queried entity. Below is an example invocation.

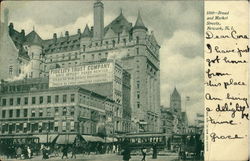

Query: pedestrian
[121,146,131,161]
[141,147,146,161]
[61,145,68,159]
[152,144,157,159]
[42,146,47,160]
[71,145,76,159]
[27,146,31,159]
[16,146,22,159]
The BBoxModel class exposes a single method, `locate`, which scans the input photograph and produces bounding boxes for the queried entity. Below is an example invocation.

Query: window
[137,91,140,99]
[17,98,21,105]
[92,54,95,60]
[47,96,51,104]
[9,109,13,118]
[136,48,139,55]
[82,55,85,60]
[47,107,51,116]
[70,121,75,132]
[54,122,58,132]
[24,109,28,117]
[16,109,20,117]
[55,107,59,115]
[123,39,126,46]
[75,52,77,59]
[70,94,75,102]
[112,40,115,47]
[62,54,65,59]
[39,108,43,117]
[2,110,6,118]
[9,98,13,106]
[30,72,33,78]
[105,52,108,58]
[24,97,28,105]
[31,109,35,117]
[62,121,66,132]
[136,36,139,44]
[2,99,6,106]
[137,102,140,108]
[39,96,43,104]
[55,95,59,103]
[63,95,67,103]
[63,107,67,116]
[137,81,140,89]
[83,45,86,52]
[9,65,13,75]
[32,97,36,104]
[70,107,74,116]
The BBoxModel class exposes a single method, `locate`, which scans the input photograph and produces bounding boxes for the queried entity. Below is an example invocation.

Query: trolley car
[117,133,167,149]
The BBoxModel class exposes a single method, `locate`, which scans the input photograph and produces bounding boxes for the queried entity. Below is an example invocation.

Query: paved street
[1,154,178,161]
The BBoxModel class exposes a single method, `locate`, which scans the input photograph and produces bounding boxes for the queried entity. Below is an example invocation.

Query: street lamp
[46,121,50,144]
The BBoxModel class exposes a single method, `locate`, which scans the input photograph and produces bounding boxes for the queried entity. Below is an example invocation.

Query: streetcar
[117,132,167,149]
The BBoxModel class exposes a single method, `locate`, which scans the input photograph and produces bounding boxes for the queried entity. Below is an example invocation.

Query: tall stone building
[1,1,160,132]
[170,87,181,114]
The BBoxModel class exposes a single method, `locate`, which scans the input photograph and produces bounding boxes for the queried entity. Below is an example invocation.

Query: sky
[1,0,204,124]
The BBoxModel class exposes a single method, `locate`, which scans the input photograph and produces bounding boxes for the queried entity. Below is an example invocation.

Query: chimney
[53,33,57,43]
[93,1,104,40]
[21,29,25,39]
[65,31,69,40]
[77,29,81,34]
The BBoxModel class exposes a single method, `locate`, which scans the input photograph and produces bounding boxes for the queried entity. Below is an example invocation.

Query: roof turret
[82,24,92,37]
[134,11,147,31]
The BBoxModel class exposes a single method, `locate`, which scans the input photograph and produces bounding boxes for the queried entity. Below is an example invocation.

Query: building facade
[1,1,160,132]
[0,78,122,139]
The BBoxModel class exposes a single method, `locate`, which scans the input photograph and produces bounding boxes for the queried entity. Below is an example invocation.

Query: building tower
[170,87,181,114]
[24,30,43,78]
[93,0,104,40]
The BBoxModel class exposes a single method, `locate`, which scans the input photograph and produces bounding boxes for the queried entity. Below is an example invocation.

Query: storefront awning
[55,134,77,144]
[105,137,118,143]
[33,134,58,143]
[0,135,36,139]
[81,135,104,143]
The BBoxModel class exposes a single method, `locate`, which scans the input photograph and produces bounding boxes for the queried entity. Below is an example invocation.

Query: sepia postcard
[0,0,248,161]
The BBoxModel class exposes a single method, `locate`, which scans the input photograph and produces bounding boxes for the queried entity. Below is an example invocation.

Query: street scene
[0,1,204,161]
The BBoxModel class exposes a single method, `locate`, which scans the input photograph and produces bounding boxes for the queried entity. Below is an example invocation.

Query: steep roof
[24,30,43,46]
[134,11,147,31]
[43,33,81,54]
[104,11,132,35]
[82,24,92,37]
[172,87,181,98]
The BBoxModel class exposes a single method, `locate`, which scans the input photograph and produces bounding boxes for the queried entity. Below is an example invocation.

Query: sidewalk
[1,153,178,161]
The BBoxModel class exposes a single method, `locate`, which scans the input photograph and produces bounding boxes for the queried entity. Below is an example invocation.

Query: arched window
[136,36,139,44]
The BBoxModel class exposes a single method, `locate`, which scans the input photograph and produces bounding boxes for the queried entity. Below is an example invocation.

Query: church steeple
[134,10,147,31]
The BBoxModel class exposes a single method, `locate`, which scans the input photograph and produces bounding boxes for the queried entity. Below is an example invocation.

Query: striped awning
[81,135,104,143]
[105,137,118,143]
[33,134,58,143]
[55,134,77,144]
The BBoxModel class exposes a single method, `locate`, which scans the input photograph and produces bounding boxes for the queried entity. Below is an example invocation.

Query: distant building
[168,88,188,134]
[1,1,160,132]
[160,106,174,135]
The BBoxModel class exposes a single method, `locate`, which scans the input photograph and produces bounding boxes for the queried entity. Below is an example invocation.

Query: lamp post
[46,121,50,144]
